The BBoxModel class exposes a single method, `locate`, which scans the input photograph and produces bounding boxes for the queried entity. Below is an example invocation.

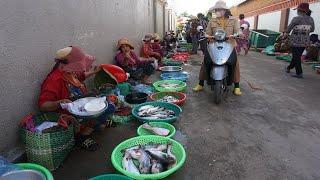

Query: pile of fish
[159,83,180,89]
[158,95,179,103]
[122,142,177,174]
[138,105,175,120]
[142,123,170,136]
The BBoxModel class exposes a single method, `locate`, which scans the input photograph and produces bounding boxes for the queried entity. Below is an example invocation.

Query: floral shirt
[140,43,154,58]
[38,68,87,107]
[286,14,315,47]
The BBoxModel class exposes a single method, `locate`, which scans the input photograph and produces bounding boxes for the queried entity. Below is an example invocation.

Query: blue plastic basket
[160,72,189,82]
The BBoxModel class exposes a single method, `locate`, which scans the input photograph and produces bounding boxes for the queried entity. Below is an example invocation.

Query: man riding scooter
[193,0,242,96]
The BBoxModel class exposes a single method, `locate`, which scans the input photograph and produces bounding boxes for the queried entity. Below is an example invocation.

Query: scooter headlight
[214,29,226,41]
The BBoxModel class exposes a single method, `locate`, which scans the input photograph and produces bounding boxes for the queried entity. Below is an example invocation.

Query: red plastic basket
[149,92,186,106]
[172,52,190,62]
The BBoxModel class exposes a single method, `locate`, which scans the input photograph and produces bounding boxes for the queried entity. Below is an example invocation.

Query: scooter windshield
[207,41,234,65]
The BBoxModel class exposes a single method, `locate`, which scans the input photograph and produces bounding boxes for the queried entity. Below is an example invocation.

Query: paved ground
[54,51,320,180]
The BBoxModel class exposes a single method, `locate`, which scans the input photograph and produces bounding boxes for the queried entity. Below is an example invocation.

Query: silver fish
[151,159,164,174]
[167,142,177,169]
[158,95,179,103]
[142,123,170,136]
[136,146,152,174]
[137,105,176,119]
[139,105,154,111]
[122,152,140,174]
[145,143,168,152]
[159,83,180,89]
[126,149,142,160]
[126,146,139,151]
[146,149,175,164]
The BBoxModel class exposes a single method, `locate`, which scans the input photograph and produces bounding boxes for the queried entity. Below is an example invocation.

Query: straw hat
[153,33,161,40]
[190,16,198,20]
[117,38,134,50]
[143,33,153,41]
[209,0,228,12]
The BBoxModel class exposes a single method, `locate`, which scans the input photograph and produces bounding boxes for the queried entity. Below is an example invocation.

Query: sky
[167,0,243,16]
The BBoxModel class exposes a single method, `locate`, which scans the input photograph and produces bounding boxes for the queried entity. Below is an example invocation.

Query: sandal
[77,136,99,152]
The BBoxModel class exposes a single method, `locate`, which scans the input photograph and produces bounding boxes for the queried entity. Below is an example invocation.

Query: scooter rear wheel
[213,80,223,104]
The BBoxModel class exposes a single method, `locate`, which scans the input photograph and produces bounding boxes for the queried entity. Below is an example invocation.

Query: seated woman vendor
[140,33,162,63]
[115,38,155,84]
[151,33,163,58]
[38,46,104,151]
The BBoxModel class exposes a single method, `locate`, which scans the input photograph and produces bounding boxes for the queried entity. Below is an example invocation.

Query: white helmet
[197,26,204,32]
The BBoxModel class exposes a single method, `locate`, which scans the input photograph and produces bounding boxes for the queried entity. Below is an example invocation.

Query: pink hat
[58,46,95,72]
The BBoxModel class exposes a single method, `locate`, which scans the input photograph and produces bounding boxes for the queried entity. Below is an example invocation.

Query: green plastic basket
[153,80,187,92]
[110,114,134,124]
[111,135,186,180]
[89,174,132,180]
[132,102,182,123]
[20,112,75,170]
[16,163,54,180]
[137,122,176,138]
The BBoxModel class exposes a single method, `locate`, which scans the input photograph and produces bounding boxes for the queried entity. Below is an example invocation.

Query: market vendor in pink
[38,46,104,151]
[236,14,250,55]
[115,38,155,84]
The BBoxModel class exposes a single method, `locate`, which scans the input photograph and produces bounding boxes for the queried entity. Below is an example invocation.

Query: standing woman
[286,3,314,78]
[236,14,250,55]
[193,0,242,96]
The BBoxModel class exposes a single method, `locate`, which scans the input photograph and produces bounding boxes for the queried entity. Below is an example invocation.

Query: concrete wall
[288,2,320,35]
[155,0,165,37]
[257,11,281,32]
[0,0,168,155]
[165,9,169,32]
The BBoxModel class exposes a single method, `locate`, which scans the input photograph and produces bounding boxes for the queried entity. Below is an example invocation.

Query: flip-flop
[76,136,99,152]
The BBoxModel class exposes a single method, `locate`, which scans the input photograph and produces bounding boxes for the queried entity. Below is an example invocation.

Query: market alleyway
[54,51,320,180]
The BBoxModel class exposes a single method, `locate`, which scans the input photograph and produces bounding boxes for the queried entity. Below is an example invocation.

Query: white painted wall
[245,16,255,29]
[258,11,281,32]
[288,2,320,35]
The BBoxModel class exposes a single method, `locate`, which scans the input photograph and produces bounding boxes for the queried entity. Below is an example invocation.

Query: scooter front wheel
[213,80,223,104]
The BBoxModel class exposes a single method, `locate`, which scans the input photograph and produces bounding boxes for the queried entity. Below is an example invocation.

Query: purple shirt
[240,20,250,37]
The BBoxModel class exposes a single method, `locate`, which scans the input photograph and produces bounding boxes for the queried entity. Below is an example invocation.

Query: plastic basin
[16,163,53,180]
[153,80,187,92]
[89,174,132,180]
[111,135,186,180]
[160,72,189,82]
[149,92,186,106]
[137,122,176,138]
[132,101,182,123]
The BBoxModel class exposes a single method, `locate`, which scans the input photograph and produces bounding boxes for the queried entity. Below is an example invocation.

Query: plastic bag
[132,84,154,95]
[0,156,20,176]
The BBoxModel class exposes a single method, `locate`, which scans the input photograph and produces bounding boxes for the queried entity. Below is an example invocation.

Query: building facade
[231,0,319,34]
[0,0,176,158]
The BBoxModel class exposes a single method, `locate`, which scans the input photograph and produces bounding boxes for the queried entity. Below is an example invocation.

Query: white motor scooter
[199,28,236,104]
